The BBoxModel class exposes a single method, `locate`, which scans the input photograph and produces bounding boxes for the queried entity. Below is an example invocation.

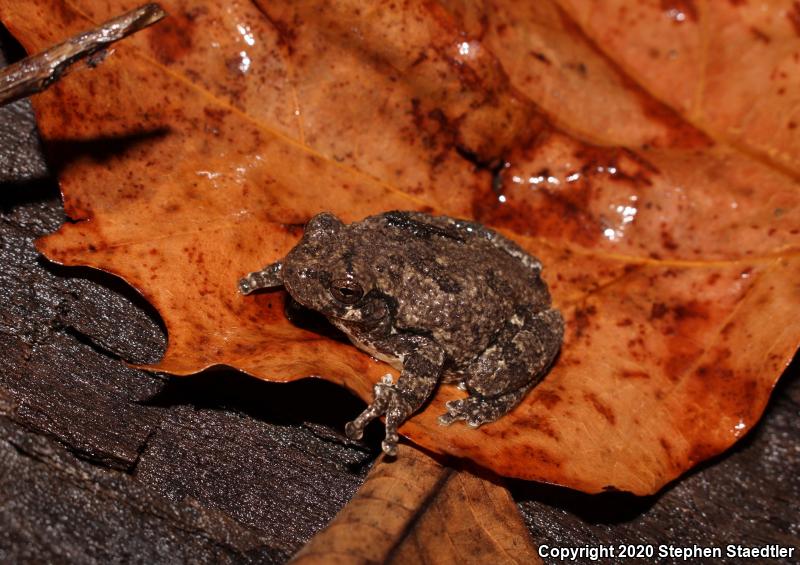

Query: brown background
[0,33,797,564]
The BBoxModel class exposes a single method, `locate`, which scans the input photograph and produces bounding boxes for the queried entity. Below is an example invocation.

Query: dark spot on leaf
[535,389,562,409]
[584,392,616,425]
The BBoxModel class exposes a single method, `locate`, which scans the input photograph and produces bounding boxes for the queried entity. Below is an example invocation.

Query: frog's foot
[345,374,415,457]
[438,387,526,428]
[344,374,394,440]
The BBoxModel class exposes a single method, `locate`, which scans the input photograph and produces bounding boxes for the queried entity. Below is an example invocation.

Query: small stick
[0,3,166,107]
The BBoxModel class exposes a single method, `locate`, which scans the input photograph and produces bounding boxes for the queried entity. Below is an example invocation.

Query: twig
[0,3,166,107]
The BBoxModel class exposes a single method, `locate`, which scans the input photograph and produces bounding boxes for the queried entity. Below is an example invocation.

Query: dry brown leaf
[290,443,541,565]
[2,0,798,494]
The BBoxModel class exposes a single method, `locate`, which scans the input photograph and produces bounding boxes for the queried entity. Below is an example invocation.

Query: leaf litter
[2,0,798,494]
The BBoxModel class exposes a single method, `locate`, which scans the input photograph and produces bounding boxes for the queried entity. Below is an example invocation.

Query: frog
[238,211,564,456]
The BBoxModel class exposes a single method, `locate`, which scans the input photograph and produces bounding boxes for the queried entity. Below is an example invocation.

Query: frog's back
[351,211,552,364]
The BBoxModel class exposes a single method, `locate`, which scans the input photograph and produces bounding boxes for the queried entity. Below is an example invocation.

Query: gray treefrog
[239,211,564,455]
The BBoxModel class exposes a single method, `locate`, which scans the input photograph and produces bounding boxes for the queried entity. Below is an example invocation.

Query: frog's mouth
[280,267,346,318]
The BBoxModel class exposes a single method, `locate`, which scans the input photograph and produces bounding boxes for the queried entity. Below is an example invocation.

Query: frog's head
[274,213,388,326]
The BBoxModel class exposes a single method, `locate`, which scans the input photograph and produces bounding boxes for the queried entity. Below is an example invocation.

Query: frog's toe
[445,399,463,411]
[437,413,456,426]
[466,414,489,428]
[438,398,467,426]
[381,434,399,456]
[238,276,255,295]
[438,397,497,428]
[381,396,413,457]
[344,421,364,440]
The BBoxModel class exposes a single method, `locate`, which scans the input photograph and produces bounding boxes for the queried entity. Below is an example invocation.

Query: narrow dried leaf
[290,444,541,565]
[0,3,164,106]
[2,0,798,494]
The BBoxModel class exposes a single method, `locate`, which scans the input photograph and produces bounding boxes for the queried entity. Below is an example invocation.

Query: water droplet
[666,8,687,22]
[236,23,256,46]
[239,50,251,73]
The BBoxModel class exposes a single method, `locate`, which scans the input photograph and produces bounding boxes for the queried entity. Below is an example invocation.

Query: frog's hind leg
[439,307,563,428]
[345,335,445,456]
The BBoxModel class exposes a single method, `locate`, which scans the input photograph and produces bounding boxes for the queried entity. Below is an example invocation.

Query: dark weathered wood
[0,33,797,565]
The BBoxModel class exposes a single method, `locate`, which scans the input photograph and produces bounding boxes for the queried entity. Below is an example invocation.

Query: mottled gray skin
[239,211,564,455]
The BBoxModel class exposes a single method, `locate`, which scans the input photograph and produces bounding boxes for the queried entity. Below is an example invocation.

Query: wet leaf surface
[556,0,800,174]
[2,0,798,494]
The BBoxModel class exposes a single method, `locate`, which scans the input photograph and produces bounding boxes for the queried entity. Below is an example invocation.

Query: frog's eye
[329,278,364,304]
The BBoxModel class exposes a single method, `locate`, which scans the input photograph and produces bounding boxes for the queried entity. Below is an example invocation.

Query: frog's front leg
[238,261,283,295]
[439,307,563,428]
[345,334,445,456]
